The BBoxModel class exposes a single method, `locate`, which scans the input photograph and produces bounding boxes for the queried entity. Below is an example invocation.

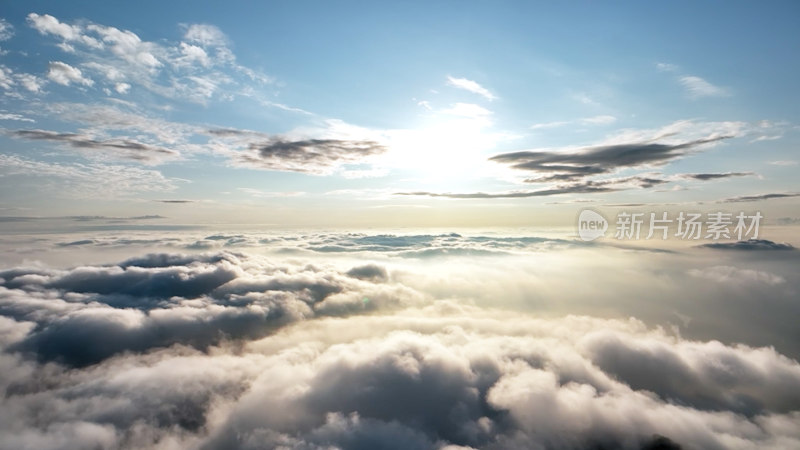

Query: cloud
[698,239,795,251]
[530,115,617,130]
[183,24,229,48]
[581,114,617,125]
[6,129,178,163]
[25,14,272,105]
[2,289,799,449]
[0,113,35,123]
[678,172,754,181]
[0,252,422,366]
[233,138,387,175]
[688,265,786,285]
[0,154,177,197]
[721,192,800,203]
[679,75,728,98]
[446,76,497,101]
[768,160,797,166]
[490,134,733,182]
[0,18,13,43]
[46,61,94,87]
[27,13,102,50]
[656,62,679,72]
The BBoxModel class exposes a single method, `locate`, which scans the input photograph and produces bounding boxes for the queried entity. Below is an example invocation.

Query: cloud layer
[0,232,798,449]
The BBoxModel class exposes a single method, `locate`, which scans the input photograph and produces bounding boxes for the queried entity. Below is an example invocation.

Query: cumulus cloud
[47,61,94,87]
[25,13,271,104]
[0,233,798,449]
[1,295,799,449]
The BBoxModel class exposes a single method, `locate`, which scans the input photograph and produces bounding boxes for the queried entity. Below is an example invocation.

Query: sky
[0,1,798,228]
[1,3,800,450]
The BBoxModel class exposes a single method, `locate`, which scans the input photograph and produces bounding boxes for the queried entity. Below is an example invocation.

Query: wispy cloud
[677,172,754,181]
[0,154,177,197]
[5,129,179,164]
[721,192,800,203]
[446,76,497,101]
[530,115,617,130]
[679,75,728,98]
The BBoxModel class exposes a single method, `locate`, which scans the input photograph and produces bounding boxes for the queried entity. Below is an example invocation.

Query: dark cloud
[490,135,732,180]
[0,252,423,366]
[679,172,754,181]
[697,239,795,251]
[6,129,178,163]
[235,138,386,174]
[156,199,194,203]
[346,264,389,282]
[721,192,800,203]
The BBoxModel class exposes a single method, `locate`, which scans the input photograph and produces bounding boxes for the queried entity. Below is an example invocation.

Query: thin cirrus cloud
[656,62,728,98]
[446,75,497,101]
[530,115,617,130]
[679,75,728,98]
[0,154,177,197]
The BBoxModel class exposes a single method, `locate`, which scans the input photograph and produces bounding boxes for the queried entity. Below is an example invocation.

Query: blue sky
[1,1,798,227]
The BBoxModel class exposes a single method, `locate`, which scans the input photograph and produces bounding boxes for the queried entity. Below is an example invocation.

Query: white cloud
[15,73,46,93]
[177,42,211,67]
[530,120,570,130]
[0,65,14,89]
[769,160,797,166]
[183,24,229,47]
[446,76,497,101]
[656,62,678,72]
[0,154,178,197]
[679,75,728,98]
[581,114,617,125]
[530,115,617,130]
[689,265,786,286]
[0,113,35,122]
[114,82,131,94]
[0,18,13,41]
[47,61,94,87]
[27,13,102,49]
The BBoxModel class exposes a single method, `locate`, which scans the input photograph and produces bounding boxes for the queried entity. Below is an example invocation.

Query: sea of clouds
[0,230,798,449]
